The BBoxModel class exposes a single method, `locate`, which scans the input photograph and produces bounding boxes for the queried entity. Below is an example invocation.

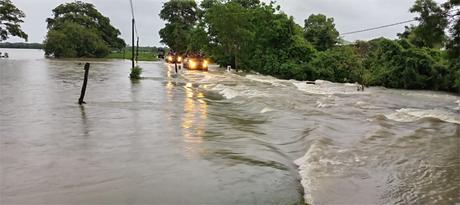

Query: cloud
[6,0,447,45]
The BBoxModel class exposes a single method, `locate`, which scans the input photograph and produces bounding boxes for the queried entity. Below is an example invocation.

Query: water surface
[1,49,459,204]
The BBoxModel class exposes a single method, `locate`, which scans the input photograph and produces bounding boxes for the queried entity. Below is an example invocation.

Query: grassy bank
[106,49,159,61]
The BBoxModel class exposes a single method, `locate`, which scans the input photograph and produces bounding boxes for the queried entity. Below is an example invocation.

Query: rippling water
[1,49,459,204]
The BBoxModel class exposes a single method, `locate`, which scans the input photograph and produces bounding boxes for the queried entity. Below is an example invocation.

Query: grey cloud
[7,0,446,45]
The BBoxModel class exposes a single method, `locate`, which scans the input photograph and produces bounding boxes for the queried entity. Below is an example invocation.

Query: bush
[362,38,453,91]
[130,66,142,79]
[308,46,363,83]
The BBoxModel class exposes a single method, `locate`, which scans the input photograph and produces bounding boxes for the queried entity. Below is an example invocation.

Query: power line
[341,8,460,36]
[341,19,417,36]
[128,0,138,38]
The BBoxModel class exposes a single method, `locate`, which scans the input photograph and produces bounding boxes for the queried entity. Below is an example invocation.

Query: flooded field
[1,49,459,204]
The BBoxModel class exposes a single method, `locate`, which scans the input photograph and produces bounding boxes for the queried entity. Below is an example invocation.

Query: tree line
[159,0,459,93]
[0,42,42,49]
[1,0,458,92]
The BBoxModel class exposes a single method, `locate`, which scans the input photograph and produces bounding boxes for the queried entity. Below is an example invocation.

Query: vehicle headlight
[189,60,197,68]
[167,56,173,61]
[177,56,182,62]
[203,60,208,67]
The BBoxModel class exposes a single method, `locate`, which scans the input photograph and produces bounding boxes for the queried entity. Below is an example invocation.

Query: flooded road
[1,49,459,205]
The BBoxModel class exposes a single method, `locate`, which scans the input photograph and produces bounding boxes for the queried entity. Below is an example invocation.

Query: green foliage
[308,46,363,83]
[158,0,458,93]
[444,0,460,61]
[0,0,27,41]
[46,1,125,49]
[44,22,109,58]
[202,1,317,74]
[362,38,454,91]
[44,1,123,58]
[130,66,142,79]
[399,0,448,48]
[304,14,339,51]
[187,23,208,53]
[159,0,199,53]
[205,1,254,69]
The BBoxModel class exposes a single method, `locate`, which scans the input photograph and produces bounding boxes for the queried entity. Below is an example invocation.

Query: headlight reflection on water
[182,83,208,159]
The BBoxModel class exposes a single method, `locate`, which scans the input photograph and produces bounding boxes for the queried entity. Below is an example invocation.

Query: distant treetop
[0,0,28,41]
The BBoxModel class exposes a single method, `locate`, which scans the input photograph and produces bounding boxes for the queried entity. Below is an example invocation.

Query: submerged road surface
[1,49,459,205]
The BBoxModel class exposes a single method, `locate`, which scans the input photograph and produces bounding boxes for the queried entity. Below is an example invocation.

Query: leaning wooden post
[78,63,90,104]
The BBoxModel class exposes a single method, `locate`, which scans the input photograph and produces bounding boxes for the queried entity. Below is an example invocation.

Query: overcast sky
[7,0,447,46]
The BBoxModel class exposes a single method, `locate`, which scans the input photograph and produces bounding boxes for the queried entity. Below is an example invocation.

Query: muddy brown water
[1,49,459,205]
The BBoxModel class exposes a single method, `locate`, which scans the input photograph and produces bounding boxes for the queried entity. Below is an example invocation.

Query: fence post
[78,63,90,104]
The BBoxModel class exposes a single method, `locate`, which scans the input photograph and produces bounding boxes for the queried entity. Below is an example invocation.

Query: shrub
[130,66,142,79]
[308,46,363,83]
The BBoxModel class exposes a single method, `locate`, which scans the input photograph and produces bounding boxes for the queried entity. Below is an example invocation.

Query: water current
[1,49,459,204]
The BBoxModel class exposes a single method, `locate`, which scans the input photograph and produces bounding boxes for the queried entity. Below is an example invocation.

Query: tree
[443,0,460,59]
[44,1,123,58]
[0,0,27,41]
[308,46,362,83]
[303,14,339,51]
[231,0,260,8]
[44,22,109,58]
[46,1,125,49]
[407,0,448,48]
[205,1,253,69]
[159,0,199,53]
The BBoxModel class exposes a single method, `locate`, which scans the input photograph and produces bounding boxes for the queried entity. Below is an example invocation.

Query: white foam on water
[294,139,371,205]
[209,84,268,100]
[294,141,326,205]
[293,80,368,95]
[211,84,240,99]
[260,107,274,113]
[316,100,334,108]
[354,101,380,110]
[385,108,460,125]
[246,74,286,87]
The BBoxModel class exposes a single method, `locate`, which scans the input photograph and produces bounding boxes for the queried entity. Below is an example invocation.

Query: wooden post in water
[78,63,90,104]
[132,18,135,69]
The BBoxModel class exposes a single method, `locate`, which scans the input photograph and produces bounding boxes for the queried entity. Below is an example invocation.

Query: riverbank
[105,50,159,61]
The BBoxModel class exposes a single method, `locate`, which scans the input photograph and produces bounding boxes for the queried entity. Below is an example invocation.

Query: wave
[354,101,380,110]
[292,80,368,95]
[294,140,328,205]
[245,74,287,87]
[209,84,268,100]
[316,100,334,108]
[260,107,274,113]
[385,108,460,124]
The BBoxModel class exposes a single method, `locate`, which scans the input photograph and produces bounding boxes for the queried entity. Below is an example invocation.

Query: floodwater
[1,48,459,205]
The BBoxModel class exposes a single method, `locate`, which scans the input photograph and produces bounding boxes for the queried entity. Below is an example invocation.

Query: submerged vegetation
[130,66,143,80]
[159,0,460,93]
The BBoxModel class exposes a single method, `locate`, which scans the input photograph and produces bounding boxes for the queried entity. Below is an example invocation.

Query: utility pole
[136,37,139,64]
[132,18,135,69]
